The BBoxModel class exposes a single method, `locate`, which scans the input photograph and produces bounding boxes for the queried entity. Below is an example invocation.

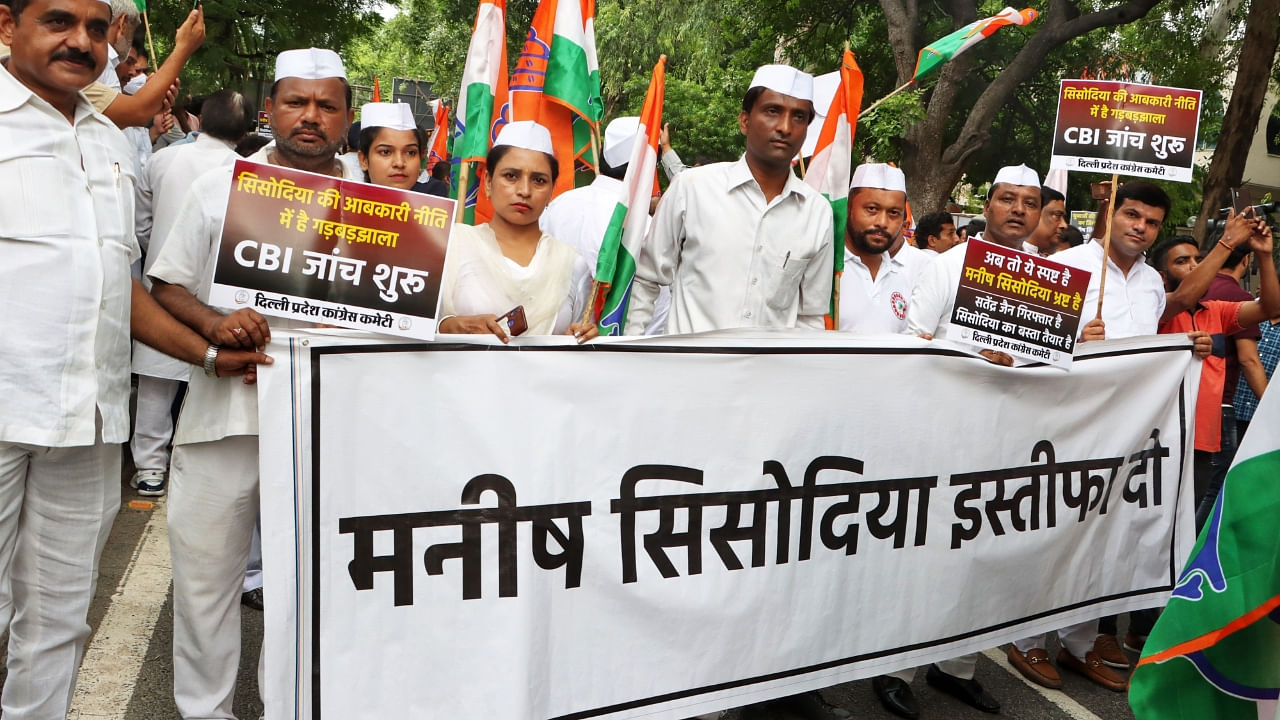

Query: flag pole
[831,273,841,329]
[454,161,472,223]
[1095,173,1120,319]
[579,281,601,325]
[796,153,807,179]
[589,120,602,177]
[858,79,915,118]
[142,11,157,73]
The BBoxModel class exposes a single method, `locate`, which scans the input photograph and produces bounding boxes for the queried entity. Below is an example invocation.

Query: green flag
[1128,391,1280,718]
[134,0,146,12]
[912,7,1038,81]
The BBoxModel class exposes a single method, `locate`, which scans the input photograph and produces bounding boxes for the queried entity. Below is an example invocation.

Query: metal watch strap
[203,345,220,377]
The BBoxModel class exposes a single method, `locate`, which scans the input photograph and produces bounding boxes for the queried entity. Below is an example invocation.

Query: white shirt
[838,248,912,335]
[892,240,932,291]
[96,44,122,91]
[538,175,670,334]
[660,148,686,181]
[626,156,834,334]
[132,132,239,379]
[148,147,361,445]
[0,60,140,446]
[907,242,968,338]
[1051,239,1166,339]
[920,248,939,257]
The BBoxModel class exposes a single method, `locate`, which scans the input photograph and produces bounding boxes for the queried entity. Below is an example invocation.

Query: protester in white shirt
[1022,186,1066,257]
[836,163,913,334]
[149,47,357,720]
[908,164,1045,366]
[913,211,959,257]
[625,64,834,334]
[439,121,596,340]
[129,89,255,497]
[540,115,670,334]
[0,4,263,716]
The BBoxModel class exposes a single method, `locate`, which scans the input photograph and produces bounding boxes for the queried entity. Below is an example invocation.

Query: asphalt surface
[0,460,1141,720]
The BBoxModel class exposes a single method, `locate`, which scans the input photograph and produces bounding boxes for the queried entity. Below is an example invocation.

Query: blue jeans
[1195,405,1237,532]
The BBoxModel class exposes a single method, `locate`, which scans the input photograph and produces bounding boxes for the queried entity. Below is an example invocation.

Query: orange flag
[372,76,382,103]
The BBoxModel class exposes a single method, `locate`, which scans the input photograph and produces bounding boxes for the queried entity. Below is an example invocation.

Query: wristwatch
[203,344,220,377]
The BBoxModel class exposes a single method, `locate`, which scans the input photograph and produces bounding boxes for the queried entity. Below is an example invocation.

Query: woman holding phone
[438,121,597,342]
[355,102,429,191]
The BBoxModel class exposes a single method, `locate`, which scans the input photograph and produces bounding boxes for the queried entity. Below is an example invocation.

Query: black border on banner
[307,340,1191,720]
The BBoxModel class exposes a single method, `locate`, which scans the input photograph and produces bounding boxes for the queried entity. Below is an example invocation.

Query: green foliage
[856,88,925,164]
[344,1,471,108]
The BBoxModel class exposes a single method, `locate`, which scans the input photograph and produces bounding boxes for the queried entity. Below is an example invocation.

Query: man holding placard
[148,47,359,720]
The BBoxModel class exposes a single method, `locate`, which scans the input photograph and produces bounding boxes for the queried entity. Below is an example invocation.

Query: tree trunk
[1192,0,1280,244]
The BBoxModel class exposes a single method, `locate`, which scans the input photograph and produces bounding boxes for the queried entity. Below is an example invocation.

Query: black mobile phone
[1231,187,1252,215]
[496,305,528,337]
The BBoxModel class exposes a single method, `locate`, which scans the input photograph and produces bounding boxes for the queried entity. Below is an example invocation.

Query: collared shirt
[1051,239,1165,339]
[906,241,967,338]
[149,147,361,445]
[539,175,669,334]
[96,45,121,91]
[626,156,834,334]
[131,132,239,380]
[892,240,932,291]
[1160,301,1244,452]
[660,149,686,181]
[0,59,140,446]
[838,248,912,335]
[1234,320,1280,422]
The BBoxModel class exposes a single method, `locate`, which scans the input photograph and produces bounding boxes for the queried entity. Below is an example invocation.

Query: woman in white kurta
[438,121,597,341]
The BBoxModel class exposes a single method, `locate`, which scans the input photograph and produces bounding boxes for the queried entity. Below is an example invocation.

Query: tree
[1191,0,1280,243]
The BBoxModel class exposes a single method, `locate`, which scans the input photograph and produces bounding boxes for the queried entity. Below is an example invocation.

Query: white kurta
[0,61,140,446]
[907,242,969,339]
[838,247,912,335]
[1051,239,1166,339]
[131,133,239,380]
[626,156,834,334]
[148,147,361,445]
[538,175,670,334]
[440,223,591,335]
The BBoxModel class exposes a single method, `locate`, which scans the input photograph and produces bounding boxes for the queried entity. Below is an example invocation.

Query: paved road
[2,464,1142,720]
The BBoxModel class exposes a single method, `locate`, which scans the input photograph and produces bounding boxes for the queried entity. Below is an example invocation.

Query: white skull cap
[360,103,417,132]
[748,64,815,103]
[992,163,1041,189]
[603,116,640,168]
[850,163,907,193]
[274,48,347,82]
[493,120,555,156]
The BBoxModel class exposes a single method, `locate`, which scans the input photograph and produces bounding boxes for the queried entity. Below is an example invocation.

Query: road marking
[68,501,171,719]
[982,648,1106,720]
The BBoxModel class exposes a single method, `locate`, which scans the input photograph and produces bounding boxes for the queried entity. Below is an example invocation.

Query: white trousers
[130,376,183,473]
[886,653,979,683]
[168,435,262,720]
[1012,620,1097,661]
[0,437,120,720]
[242,520,262,594]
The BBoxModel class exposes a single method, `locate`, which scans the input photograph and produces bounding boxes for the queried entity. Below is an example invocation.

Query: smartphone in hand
[496,305,528,337]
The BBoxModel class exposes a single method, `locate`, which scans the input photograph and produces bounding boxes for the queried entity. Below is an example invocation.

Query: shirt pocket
[763,246,812,311]
[0,154,75,239]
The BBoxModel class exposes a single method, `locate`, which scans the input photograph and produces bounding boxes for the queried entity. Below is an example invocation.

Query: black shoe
[764,691,849,720]
[872,676,919,719]
[241,588,264,612]
[925,664,1000,713]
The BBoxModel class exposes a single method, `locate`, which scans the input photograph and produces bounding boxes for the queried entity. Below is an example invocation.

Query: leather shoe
[1092,634,1131,669]
[241,588,264,612]
[1057,649,1127,692]
[872,676,919,719]
[925,664,1000,713]
[764,691,850,720]
[1006,646,1062,689]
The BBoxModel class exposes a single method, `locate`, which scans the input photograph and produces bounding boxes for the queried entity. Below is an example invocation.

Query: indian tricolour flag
[452,0,509,223]
[1129,387,1280,719]
[595,56,665,336]
[912,7,1038,81]
[802,49,863,329]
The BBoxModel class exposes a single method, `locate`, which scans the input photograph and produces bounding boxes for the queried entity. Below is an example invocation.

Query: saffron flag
[511,0,603,195]
[372,76,382,103]
[1128,390,1280,719]
[427,100,450,173]
[595,56,665,336]
[802,50,863,328]
[453,0,510,223]
[912,7,1038,81]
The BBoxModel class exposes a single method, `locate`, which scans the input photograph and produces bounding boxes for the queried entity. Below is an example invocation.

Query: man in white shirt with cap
[837,163,913,334]
[539,115,670,334]
[0,1,266,716]
[148,47,360,719]
[625,64,834,334]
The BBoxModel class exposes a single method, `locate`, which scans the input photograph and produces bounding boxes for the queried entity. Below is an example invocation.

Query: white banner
[258,331,1200,720]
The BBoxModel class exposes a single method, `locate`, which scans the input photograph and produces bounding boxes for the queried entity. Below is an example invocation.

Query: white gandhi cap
[748,64,815,103]
[992,163,1041,188]
[274,48,347,82]
[493,120,555,156]
[850,163,907,193]
[602,116,639,168]
[360,102,417,132]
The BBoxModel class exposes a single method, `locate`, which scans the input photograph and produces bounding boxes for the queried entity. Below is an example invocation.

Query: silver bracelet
[203,344,220,377]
